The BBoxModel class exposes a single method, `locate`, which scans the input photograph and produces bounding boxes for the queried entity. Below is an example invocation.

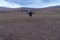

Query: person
[26,10,35,21]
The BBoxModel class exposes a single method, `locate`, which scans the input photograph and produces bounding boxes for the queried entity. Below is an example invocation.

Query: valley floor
[0,12,60,40]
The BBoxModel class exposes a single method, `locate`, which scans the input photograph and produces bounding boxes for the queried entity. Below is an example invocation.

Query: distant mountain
[0,7,17,12]
[0,7,13,11]
[39,5,60,13]
[17,6,60,12]
[0,5,60,13]
[48,5,60,8]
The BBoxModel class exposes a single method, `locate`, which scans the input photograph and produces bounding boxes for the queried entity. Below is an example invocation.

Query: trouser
[27,14,32,21]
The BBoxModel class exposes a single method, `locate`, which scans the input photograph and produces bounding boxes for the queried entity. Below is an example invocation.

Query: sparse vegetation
[0,11,60,40]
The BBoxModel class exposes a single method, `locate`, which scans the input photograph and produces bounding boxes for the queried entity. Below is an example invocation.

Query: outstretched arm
[32,11,35,14]
[25,10,29,14]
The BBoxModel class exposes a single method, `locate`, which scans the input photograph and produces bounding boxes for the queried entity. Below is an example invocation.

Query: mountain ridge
[0,5,60,12]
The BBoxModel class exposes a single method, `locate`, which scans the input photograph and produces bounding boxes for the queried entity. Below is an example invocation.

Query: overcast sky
[0,0,60,8]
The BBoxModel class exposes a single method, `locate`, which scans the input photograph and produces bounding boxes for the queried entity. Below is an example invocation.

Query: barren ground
[0,12,60,40]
